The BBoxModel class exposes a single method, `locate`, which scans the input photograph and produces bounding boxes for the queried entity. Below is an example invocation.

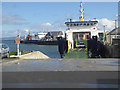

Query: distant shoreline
[0,36,24,40]
[0,39,15,40]
[1,39,14,40]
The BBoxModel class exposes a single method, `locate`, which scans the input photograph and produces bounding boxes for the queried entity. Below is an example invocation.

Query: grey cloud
[2,29,25,38]
[2,14,30,25]
[30,22,66,32]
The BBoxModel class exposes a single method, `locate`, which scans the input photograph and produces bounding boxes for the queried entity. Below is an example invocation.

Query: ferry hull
[20,40,58,45]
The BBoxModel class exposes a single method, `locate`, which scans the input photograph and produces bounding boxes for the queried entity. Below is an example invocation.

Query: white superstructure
[65,2,104,49]
[37,32,47,40]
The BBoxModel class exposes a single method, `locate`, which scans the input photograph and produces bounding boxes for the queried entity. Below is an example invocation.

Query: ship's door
[73,32,91,48]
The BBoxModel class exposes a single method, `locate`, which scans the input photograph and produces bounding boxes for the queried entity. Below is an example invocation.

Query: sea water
[2,40,60,58]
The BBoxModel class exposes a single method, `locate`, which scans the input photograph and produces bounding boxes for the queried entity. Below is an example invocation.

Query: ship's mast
[80,2,84,21]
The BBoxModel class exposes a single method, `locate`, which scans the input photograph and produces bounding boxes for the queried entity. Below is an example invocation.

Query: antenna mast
[79,2,84,21]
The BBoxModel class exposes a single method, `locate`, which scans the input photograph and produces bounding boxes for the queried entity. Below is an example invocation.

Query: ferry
[65,2,104,49]
[21,31,65,45]
[26,32,47,41]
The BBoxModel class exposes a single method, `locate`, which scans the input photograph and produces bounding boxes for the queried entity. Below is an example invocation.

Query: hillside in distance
[0,36,24,40]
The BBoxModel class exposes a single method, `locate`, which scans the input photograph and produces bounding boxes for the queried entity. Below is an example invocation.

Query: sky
[2,2,118,37]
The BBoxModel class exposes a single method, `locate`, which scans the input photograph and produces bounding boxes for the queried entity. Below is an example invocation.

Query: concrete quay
[2,58,119,71]
[9,51,50,60]
[2,58,120,88]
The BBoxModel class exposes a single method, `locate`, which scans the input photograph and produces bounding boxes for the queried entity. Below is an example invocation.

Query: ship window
[80,24,83,26]
[87,23,89,26]
[79,34,83,38]
[84,23,86,26]
[77,24,79,26]
[91,23,93,26]
[70,24,72,26]
[86,35,89,39]
[74,24,76,26]
[67,24,69,27]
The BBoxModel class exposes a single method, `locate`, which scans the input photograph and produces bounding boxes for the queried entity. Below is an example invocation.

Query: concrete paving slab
[10,51,50,60]
[2,58,120,72]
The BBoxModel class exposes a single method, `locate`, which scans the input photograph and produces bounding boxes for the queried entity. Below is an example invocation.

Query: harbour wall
[87,37,120,58]
[100,39,120,58]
